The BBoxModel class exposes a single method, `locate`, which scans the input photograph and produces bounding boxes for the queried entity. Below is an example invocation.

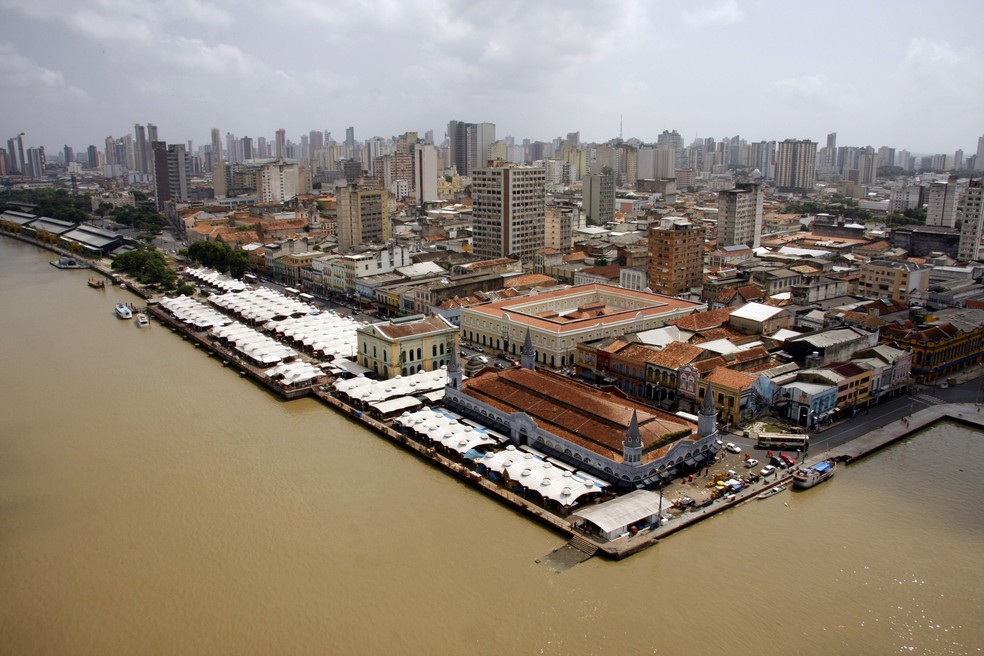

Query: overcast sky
[2,0,983,156]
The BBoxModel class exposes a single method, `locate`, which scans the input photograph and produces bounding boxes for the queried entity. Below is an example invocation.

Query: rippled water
[1,237,982,655]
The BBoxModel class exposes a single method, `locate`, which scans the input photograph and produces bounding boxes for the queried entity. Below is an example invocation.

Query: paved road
[723,374,984,459]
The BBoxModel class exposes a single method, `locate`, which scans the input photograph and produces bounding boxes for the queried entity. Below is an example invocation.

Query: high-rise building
[152,141,189,210]
[975,135,984,172]
[583,172,615,225]
[275,128,286,160]
[471,163,545,260]
[256,137,268,160]
[647,217,704,296]
[926,175,961,228]
[6,135,24,174]
[414,144,438,205]
[447,120,495,176]
[957,179,984,261]
[226,132,238,164]
[239,136,253,161]
[336,178,390,252]
[134,124,149,174]
[210,128,222,167]
[25,147,45,178]
[63,145,74,167]
[86,145,98,169]
[258,160,299,203]
[775,139,817,193]
[717,182,764,248]
[857,148,878,186]
[749,141,775,180]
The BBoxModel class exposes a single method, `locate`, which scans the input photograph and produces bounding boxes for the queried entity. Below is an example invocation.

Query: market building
[442,335,720,490]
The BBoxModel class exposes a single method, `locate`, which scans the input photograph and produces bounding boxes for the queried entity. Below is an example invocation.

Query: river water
[1,236,982,655]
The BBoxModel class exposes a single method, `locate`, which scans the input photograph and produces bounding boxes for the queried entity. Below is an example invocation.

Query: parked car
[725,443,741,454]
[744,458,760,468]
[760,465,777,477]
[780,454,797,468]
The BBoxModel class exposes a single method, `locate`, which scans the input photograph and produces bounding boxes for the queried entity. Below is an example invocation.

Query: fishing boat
[757,484,786,499]
[88,278,106,289]
[136,313,150,328]
[115,303,133,320]
[792,459,835,489]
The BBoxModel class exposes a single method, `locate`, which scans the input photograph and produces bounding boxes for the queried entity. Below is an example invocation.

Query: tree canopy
[185,240,250,278]
[112,245,178,290]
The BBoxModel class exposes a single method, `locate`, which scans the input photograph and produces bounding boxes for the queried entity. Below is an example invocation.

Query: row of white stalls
[157,296,324,387]
[333,368,451,416]
[391,406,607,511]
[183,267,249,294]
[209,288,318,324]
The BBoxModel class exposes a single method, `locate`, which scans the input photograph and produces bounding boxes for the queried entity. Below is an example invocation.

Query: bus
[755,432,810,450]
[284,287,301,297]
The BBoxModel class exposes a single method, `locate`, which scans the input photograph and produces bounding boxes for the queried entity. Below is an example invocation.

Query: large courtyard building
[471,163,546,261]
[459,283,703,370]
[443,344,720,490]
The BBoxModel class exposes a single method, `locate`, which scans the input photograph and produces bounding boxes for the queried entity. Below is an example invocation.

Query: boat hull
[792,460,835,489]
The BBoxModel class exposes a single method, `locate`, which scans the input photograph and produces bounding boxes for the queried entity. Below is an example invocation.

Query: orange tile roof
[461,368,697,463]
[672,307,732,331]
[704,366,757,391]
[646,341,705,369]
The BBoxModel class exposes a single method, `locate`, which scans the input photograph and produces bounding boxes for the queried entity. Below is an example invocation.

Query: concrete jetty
[829,403,984,462]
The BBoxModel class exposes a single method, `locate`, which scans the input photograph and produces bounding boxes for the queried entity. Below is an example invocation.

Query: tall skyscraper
[146,124,158,144]
[775,139,817,193]
[447,120,495,176]
[226,132,238,164]
[927,175,961,228]
[471,163,545,260]
[336,178,390,252]
[717,182,764,248]
[63,145,74,166]
[414,144,438,206]
[583,172,615,225]
[25,147,45,179]
[210,128,223,167]
[152,141,189,210]
[239,136,253,161]
[975,135,984,171]
[647,217,704,296]
[857,148,878,186]
[957,179,984,261]
[275,128,286,160]
[86,145,98,169]
[134,124,149,174]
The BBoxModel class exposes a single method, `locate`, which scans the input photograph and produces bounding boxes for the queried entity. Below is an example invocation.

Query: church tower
[622,410,643,466]
[698,383,718,438]
[520,328,536,370]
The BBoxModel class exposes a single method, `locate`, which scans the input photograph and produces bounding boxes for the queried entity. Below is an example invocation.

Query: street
[725,374,984,457]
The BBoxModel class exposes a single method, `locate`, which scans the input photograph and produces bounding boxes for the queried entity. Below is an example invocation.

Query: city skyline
[2,0,983,155]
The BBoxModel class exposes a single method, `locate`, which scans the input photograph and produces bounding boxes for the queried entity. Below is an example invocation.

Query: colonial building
[443,335,720,490]
[355,314,458,379]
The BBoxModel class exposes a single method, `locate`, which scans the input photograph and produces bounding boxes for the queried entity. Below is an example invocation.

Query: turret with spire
[447,345,463,390]
[698,383,718,438]
[622,409,643,465]
[520,328,536,370]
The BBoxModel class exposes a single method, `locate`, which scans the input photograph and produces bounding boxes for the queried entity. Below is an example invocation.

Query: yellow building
[356,315,459,379]
[696,367,758,428]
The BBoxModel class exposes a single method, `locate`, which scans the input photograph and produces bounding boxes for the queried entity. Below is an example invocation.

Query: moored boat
[757,484,786,499]
[50,256,88,269]
[88,278,106,289]
[792,459,835,489]
[115,303,133,320]
[136,313,150,327]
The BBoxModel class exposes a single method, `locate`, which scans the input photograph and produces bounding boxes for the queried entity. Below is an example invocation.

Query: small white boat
[757,484,786,499]
[136,313,149,328]
[115,304,133,320]
[792,460,835,489]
